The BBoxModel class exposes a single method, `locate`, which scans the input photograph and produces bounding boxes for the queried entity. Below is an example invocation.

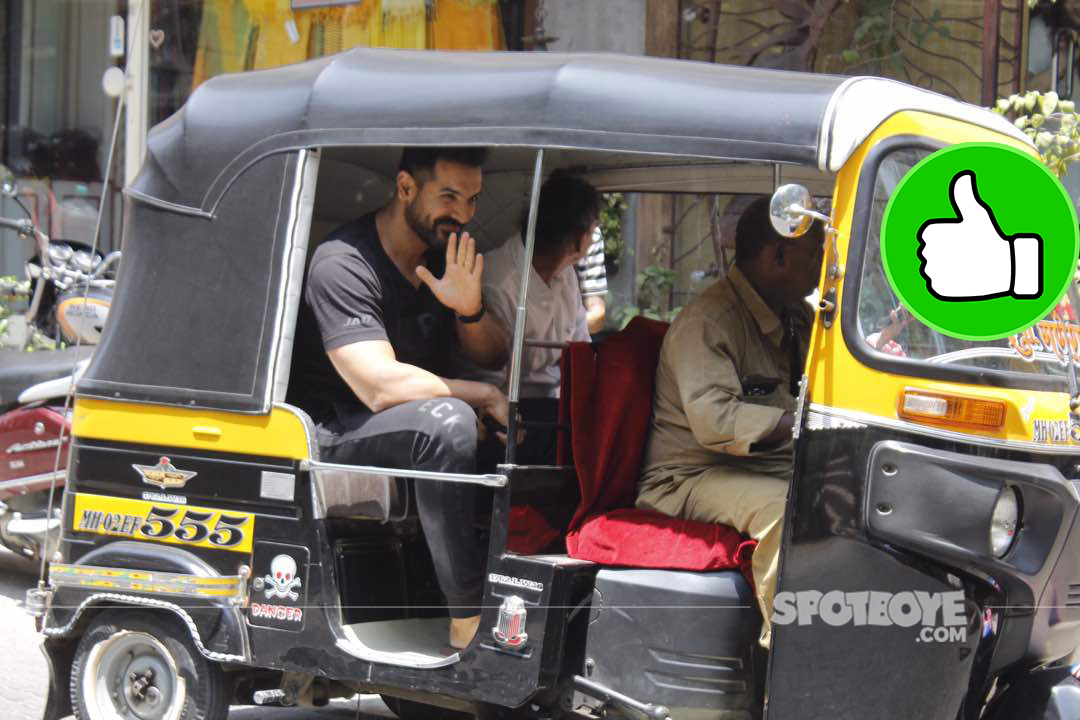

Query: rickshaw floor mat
[340,617,457,666]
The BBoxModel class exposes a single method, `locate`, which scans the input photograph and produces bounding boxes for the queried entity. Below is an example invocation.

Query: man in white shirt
[462,170,599,463]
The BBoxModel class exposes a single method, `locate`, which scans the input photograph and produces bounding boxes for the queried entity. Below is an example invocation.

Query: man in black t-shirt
[289,147,511,650]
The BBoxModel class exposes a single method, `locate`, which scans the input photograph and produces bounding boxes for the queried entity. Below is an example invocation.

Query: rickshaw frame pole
[506,149,545,464]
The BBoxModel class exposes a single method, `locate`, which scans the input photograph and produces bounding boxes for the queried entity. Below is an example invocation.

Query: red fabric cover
[559,316,756,573]
[506,505,560,555]
[560,316,669,530]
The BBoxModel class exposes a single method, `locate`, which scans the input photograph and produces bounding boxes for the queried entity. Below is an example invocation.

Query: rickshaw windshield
[854,147,1080,386]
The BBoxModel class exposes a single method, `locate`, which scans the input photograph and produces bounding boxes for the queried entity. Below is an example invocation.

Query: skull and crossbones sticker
[259,554,301,601]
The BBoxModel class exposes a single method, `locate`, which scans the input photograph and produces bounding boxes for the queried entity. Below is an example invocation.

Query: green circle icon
[881,142,1079,340]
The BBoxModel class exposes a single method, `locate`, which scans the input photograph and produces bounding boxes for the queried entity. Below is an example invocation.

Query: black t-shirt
[288,214,453,424]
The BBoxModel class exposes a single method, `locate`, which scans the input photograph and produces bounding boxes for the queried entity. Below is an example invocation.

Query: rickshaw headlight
[990,486,1019,558]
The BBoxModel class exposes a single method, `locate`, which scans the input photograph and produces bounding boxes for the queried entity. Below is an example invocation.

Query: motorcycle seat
[0,346,94,408]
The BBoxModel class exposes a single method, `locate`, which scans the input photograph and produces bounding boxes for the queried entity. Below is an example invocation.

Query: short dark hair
[735,195,824,265]
[399,146,489,178]
[522,169,601,256]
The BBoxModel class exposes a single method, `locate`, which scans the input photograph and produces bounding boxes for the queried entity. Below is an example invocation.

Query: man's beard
[406,200,462,249]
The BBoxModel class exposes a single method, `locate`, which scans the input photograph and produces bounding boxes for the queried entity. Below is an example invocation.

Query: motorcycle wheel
[70,609,227,720]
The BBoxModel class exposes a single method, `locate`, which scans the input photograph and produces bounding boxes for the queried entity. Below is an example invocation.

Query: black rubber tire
[70,608,228,720]
[381,693,474,720]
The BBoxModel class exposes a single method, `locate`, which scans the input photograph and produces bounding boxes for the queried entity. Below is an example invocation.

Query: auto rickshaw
[31,48,1080,720]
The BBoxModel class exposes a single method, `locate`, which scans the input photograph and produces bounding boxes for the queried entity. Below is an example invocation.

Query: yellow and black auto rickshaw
[30,49,1080,720]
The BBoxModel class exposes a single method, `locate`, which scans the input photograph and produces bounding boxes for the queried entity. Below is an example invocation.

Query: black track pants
[317,398,484,618]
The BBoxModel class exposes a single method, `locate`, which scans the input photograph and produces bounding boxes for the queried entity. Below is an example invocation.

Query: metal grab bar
[300,460,507,488]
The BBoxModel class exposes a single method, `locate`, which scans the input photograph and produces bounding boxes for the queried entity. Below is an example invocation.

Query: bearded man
[288,147,509,650]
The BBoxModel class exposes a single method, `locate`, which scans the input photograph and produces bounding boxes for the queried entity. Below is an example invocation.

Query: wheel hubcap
[83,630,186,720]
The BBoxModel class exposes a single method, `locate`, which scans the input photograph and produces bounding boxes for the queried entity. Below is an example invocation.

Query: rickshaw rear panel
[582,568,762,720]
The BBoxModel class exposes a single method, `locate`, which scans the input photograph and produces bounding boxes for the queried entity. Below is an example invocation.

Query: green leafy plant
[615,265,683,328]
[0,275,59,350]
[993,90,1080,283]
[832,0,950,73]
[598,192,627,275]
[992,90,1080,179]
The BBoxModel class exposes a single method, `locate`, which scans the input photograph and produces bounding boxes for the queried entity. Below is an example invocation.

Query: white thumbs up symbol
[917,170,1042,300]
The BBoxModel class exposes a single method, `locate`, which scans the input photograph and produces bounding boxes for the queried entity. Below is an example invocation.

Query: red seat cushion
[569,508,756,576]
[556,316,756,572]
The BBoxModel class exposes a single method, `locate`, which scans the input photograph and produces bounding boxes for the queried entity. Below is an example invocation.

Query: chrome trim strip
[809,403,1080,455]
[42,592,247,663]
[805,409,867,432]
[50,564,245,600]
[818,77,1032,173]
[0,470,66,491]
[818,76,860,172]
[792,374,809,440]
[269,149,318,409]
[274,402,318,461]
[123,187,214,219]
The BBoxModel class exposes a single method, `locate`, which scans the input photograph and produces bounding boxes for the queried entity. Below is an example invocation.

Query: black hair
[399,146,489,178]
[735,195,824,265]
[521,169,601,256]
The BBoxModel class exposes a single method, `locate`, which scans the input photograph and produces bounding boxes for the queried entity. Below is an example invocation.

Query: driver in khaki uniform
[636,197,824,648]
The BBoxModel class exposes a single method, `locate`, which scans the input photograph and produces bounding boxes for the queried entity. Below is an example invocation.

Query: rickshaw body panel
[766,111,1080,719]
[48,430,590,707]
[72,397,313,460]
[807,110,1068,441]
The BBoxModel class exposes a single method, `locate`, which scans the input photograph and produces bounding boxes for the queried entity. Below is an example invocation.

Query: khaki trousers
[638,468,788,648]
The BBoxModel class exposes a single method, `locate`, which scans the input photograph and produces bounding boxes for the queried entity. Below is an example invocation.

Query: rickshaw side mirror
[769,183,830,238]
[0,165,16,198]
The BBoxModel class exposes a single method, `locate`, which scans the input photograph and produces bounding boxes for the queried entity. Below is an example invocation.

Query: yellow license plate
[72,493,255,554]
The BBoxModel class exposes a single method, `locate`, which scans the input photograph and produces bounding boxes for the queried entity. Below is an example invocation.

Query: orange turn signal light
[898,390,1006,430]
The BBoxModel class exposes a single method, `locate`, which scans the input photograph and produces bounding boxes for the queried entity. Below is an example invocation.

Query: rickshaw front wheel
[69,609,227,720]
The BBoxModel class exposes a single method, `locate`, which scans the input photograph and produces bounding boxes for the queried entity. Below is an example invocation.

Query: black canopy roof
[130,49,851,213]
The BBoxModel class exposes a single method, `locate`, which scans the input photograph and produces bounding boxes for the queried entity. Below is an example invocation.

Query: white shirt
[461,235,590,398]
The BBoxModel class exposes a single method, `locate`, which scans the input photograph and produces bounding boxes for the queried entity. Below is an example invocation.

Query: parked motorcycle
[0,164,118,561]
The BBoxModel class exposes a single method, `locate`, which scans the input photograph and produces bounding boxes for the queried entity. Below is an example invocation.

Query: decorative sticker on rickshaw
[72,492,254,554]
[1029,416,1080,445]
[248,542,308,631]
[1008,313,1080,364]
[132,456,197,490]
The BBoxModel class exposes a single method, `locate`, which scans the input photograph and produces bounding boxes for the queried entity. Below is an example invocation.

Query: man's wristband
[457,304,486,324]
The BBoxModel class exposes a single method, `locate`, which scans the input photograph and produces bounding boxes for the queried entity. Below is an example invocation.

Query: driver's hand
[416,232,483,317]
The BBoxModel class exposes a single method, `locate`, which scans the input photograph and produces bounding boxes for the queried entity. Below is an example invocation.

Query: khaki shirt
[638,266,812,496]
